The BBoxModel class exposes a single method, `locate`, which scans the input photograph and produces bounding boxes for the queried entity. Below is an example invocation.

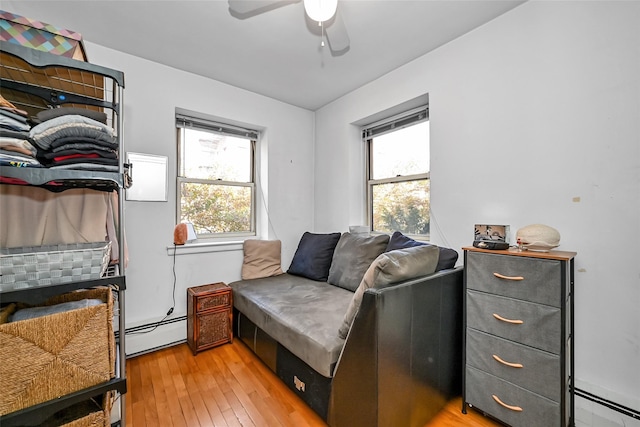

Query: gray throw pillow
[327,232,390,292]
[338,244,440,339]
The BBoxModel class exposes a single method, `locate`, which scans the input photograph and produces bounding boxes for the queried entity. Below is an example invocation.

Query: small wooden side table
[187,282,233,355]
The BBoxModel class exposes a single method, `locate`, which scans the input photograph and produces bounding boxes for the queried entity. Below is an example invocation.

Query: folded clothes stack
[0,95,39,168]
[0,96,119,172]
[30,107,119,172]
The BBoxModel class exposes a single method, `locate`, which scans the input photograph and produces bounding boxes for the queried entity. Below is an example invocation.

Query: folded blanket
[48,156,118,167]
[0,108,28,124]
[0,150,42,167]
[10,299,104,322]
[0,129,30,139]
[51,142,117,154]
[0,137,37,157]
[0,115,29,132]
[36,107,108,125]
[48,162,119,172]
[29,115,115,150]
[0,95,17,110]
[43,149,117,160]
[49,135,118,151]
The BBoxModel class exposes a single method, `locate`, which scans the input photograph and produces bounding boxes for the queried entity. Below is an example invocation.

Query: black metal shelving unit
[0,41,128,426]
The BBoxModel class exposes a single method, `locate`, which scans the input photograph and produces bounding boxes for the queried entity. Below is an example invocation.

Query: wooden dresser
[462,247,576,426]
[187,282,233,355]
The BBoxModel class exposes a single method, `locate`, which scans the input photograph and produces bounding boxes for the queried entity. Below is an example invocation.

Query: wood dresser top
[462,246,577,261]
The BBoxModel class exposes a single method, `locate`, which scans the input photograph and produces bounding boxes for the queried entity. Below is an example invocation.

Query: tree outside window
[177,123,255,237]
[367,118,429,236]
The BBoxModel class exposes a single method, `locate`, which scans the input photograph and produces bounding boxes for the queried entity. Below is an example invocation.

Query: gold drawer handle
[492,354,524,368]
[493,313,524,324]
[492,394,523,412]
[493,272,524,281]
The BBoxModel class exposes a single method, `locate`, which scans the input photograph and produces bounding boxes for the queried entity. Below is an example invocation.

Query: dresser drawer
[467,251,562,307]
[466,365,560,427]
[466,328,561,401]
[197,291,232,311]
[467,290,561,354]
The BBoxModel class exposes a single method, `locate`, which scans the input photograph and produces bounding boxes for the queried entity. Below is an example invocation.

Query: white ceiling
[4,0,525,110]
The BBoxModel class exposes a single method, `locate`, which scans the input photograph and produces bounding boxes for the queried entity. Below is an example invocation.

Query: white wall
[4,0,637,422]
[83,42,315,355]
[315,0,640,423]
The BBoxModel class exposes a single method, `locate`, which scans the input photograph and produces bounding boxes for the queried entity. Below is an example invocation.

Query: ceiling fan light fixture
[303,0,338,23]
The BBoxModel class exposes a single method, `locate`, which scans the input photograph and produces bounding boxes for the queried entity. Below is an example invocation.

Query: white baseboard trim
[123,316,187,356]
[575,379,640,427]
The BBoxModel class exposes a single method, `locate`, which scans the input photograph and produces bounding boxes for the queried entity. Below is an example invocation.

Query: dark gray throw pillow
[386,231,458,271]
[287,232,342,281]
[328,232,390,292]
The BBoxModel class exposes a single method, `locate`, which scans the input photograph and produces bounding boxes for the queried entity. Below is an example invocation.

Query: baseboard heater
[125,339,187,359]
[114,315,187,339]
[574,387,640,421]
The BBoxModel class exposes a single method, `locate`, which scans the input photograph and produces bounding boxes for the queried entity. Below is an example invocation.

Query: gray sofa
[229,231,463,427]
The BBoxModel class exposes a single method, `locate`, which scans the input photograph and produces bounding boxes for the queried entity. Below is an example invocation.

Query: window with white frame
[176,113,258,238]
[364,106,430,237]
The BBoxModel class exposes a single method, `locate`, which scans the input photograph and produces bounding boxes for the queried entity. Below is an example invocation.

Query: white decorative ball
[516,224,561,250]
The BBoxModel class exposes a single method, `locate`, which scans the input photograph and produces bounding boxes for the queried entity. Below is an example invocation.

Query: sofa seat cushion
[230,273,352,378]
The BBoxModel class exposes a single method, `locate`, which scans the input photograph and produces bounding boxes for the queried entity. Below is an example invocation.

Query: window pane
[371,121,429,179]
[182,128,251,182]
[371,179,430,235]
[180,182,252,233]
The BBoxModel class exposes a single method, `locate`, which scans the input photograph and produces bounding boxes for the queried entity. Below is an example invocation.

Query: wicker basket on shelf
[0,241,111,291]
[0,287,115,416]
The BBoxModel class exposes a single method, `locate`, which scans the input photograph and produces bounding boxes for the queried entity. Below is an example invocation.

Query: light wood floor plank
[156,351,188,427]
[190,352,228,427]
[167,346,203,426]
[125,341,501,427]
[223,388,257,427]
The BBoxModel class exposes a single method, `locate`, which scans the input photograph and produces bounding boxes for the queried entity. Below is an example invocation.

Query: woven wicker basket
[0,242,111,291]
[0,287,115,416]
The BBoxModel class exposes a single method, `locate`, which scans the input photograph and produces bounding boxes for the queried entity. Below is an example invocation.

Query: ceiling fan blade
[325,8,350,54]
[228,0,299,17]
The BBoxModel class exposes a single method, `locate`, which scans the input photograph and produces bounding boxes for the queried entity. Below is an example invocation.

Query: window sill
[167,239,244,256]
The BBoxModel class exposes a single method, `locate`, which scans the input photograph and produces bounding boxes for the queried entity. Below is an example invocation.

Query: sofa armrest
[328,266,464,427]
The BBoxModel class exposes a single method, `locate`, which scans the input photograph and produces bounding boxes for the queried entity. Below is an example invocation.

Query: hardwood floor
[125,341,501,427]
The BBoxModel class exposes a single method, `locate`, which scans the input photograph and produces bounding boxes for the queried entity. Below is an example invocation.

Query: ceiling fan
[228,0,350,54]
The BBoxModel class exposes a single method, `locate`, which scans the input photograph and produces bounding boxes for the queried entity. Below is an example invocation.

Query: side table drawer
[467,251,562,307]
[467,290,561,354]
[466,365,560,427]
[466,328,561,401]
[197,291,231,311]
